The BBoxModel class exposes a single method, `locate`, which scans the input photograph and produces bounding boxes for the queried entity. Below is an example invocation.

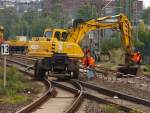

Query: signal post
[1,44,9,88]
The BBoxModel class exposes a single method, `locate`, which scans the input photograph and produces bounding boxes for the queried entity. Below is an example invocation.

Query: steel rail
[75,79,150,107]
[6,58,35,70]
[1,57,84,113]
[11,54,37,61]
[3,57,150,106]
[51,80,135,112]
[51,80,84,113]
[2,56,150,112]
[64,80,84,113]
[16,78,56,113]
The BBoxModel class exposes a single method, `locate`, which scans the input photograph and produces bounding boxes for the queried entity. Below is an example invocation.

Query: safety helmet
[0,26,4,31]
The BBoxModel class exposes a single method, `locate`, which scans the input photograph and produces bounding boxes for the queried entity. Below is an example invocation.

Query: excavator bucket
[117,65,142,77]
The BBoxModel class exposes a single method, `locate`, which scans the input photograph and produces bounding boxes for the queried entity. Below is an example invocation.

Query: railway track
[1,55,150,113]
[16,78,55,113]
[0,56,56,113]
[50,79,150,113]
[0,56,84,113]
[75,79,150,113]
[80,65,150,92]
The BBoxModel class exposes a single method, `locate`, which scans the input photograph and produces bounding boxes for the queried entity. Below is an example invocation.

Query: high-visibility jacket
[83,56,95,67]
[131,52,141,64]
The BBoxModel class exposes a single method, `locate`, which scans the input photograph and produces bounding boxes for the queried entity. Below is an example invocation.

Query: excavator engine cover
[117,65,141,77]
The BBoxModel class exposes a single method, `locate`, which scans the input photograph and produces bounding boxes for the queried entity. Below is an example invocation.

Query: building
[0,0,42,13]
[42,0,105,18]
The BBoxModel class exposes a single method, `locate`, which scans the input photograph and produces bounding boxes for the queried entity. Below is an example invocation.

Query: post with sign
[1,44,9,88]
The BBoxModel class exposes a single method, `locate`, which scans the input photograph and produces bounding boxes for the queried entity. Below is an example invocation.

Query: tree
[143,7,150,25]
[101,32,144,54]
[76,5,97,20]
[0,7,56,39]
[101,35,121,54]
[0,7,18,39]
[138,30,150,55]
[50,0,65,27]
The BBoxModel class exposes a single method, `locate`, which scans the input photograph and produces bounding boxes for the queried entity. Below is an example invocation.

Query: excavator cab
[44,29,68,41]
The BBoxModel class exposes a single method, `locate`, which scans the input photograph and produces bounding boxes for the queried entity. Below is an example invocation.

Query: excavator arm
[67,13,138,65]
[67,17,119,44]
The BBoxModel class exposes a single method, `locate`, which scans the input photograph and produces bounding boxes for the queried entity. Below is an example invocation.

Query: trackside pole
[4,56,6,88]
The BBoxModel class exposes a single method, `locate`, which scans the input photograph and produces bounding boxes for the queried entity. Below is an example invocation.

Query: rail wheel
[72,65,79,79]
[68,61,79,79]
[34,60,46,80]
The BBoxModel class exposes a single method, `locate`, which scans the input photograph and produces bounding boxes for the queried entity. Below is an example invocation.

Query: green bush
[142,65,150,72]
[101,36,121,54]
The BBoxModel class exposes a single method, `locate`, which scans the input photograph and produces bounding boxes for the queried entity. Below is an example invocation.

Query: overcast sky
[143,0,150,8]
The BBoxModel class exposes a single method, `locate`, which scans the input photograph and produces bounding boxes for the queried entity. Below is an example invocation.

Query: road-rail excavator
[27,13,141,79]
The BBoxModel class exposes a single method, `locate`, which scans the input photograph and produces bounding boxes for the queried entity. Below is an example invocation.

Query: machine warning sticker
[30,45,39,49]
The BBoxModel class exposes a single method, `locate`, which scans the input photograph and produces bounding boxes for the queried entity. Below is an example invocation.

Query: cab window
[54,31,61,40]
[62,32,68,41]
[44,31,53,38]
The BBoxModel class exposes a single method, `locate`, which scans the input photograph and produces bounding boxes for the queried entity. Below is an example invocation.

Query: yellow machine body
[28,29,84,58]
[5,36,28,53]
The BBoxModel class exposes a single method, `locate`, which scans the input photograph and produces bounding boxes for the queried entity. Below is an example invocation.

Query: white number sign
[1,44,9,55]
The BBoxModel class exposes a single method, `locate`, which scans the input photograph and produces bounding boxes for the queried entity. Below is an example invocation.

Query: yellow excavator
[28,13,141,79]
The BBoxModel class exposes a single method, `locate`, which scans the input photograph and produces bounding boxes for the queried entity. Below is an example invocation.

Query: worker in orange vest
[131,51,142,64]
[82,49,96,80]
[82,49,95,68]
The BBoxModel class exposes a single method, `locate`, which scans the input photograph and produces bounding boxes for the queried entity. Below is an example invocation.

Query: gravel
[79,73,150,101]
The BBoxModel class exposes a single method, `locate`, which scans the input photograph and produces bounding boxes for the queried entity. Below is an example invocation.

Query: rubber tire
[34,60,46,80]
[72,63,79,79]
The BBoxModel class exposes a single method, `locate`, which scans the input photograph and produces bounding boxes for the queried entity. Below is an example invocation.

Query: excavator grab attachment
[117,51,142,76]
[118,65,141,76]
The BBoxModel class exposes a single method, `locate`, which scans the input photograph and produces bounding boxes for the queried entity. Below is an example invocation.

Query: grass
[99,48,125,70]
[102,104,119,113]
[98,62,117,70]
[129,109,143,113]
[0,91,30,104]
[108,48,125,65]
[101,104,143,113]
[142,65,150,73]
[0,66,31,104]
